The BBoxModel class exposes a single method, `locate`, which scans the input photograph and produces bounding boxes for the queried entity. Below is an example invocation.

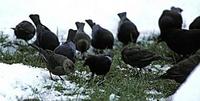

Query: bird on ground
[117,12,139,45]
[83,54,112,82]
[54,29,76,63]
[158,7,200,57]
[74,22,91,59]
[160,49,200,84]
[29,14,59,51]
[11,20,35,43]
[29,43,75,80]
[85,19,114,53]
[189,16,200,29]
[121,44,165,70]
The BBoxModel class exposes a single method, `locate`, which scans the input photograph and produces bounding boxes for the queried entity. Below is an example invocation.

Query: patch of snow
[145,89,162,95]
[109,93,120,101]
[0,63,89,101]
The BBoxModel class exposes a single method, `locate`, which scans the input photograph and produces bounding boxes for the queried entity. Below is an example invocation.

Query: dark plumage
[121,45,162,70]
[29,14,59,51]
[158,7,200,56]
[159,29,200,56]
[29,43,75,80]
[158,6,183,42]
[54,29,77,63]
[117,12,139,45]
[159,6,183,31]
[12,20,35,42]
[189,16,200,29]
[83,55,112,80]
[160,49,200,83]
[74,22,91,54]
[85,19,114,50]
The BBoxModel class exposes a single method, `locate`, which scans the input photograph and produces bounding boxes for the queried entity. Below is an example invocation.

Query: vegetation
[0,32,179,101]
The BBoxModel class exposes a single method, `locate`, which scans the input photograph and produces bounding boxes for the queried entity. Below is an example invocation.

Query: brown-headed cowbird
[11,20,35,42]
[83,54,112,81]
[117,12,139,45]
[160,49,200,84]
[74,22,91,58]
[85,19,114,52]
[54,29,76,63]
[121,44,163,70]
[29,43,75,80]
[29,14,59,51]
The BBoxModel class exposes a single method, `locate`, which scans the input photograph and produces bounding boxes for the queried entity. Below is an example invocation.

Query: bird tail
[67,29,77,42]
[75,22,85,32]
[29,14,41,26]
[117,12,127,19]
[85,19,95,28]
[28,43,48,63]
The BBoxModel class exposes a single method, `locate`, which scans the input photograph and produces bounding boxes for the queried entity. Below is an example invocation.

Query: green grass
[0,32,179,101]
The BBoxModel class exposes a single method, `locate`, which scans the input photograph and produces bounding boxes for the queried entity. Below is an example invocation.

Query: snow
[171,64,200,101]
[0,63,89,101]
[109,93,120,101]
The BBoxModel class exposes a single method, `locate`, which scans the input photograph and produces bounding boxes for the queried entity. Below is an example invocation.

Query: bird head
[63,59,75,74]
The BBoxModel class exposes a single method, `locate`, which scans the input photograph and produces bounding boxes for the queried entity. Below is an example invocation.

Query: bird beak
[11,28,16,30]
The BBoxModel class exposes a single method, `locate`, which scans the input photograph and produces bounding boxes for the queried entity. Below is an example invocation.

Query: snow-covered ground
[0,63,89,101]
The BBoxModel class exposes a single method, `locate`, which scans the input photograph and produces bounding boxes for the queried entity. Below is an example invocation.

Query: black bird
[85,19,114,52]
[158,7,200,57]
[74,22,91,57]
[121,44,163,70]
[29,14,59,51]
[29,43,75,80]
[160,49,200,84]
[117,12,139,45]
[83,54,112,81]
[54,29,76,63]
[189,16,200,29]
[12,20,35,42]
[159,6,183,31]
[158,6,183,42]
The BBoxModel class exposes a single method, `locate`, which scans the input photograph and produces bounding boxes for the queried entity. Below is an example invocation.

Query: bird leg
[49,71,56,81]
[59,76,64,81]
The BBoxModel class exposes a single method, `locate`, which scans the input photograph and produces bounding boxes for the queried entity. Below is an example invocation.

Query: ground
[0,32,179,101]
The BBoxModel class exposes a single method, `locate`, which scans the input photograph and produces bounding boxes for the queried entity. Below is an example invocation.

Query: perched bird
[85,19,114,52]
[160,49,200,84]
[74,22,91,58]
[29,43,75,80]
[11,20,35,42]
[189,16,200,29]
[29,14,59,51]
[117,12,139,45]
[54,29,76,63]
[121,44,163,70]
[83,54,112,81]
[158,7,200,57]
